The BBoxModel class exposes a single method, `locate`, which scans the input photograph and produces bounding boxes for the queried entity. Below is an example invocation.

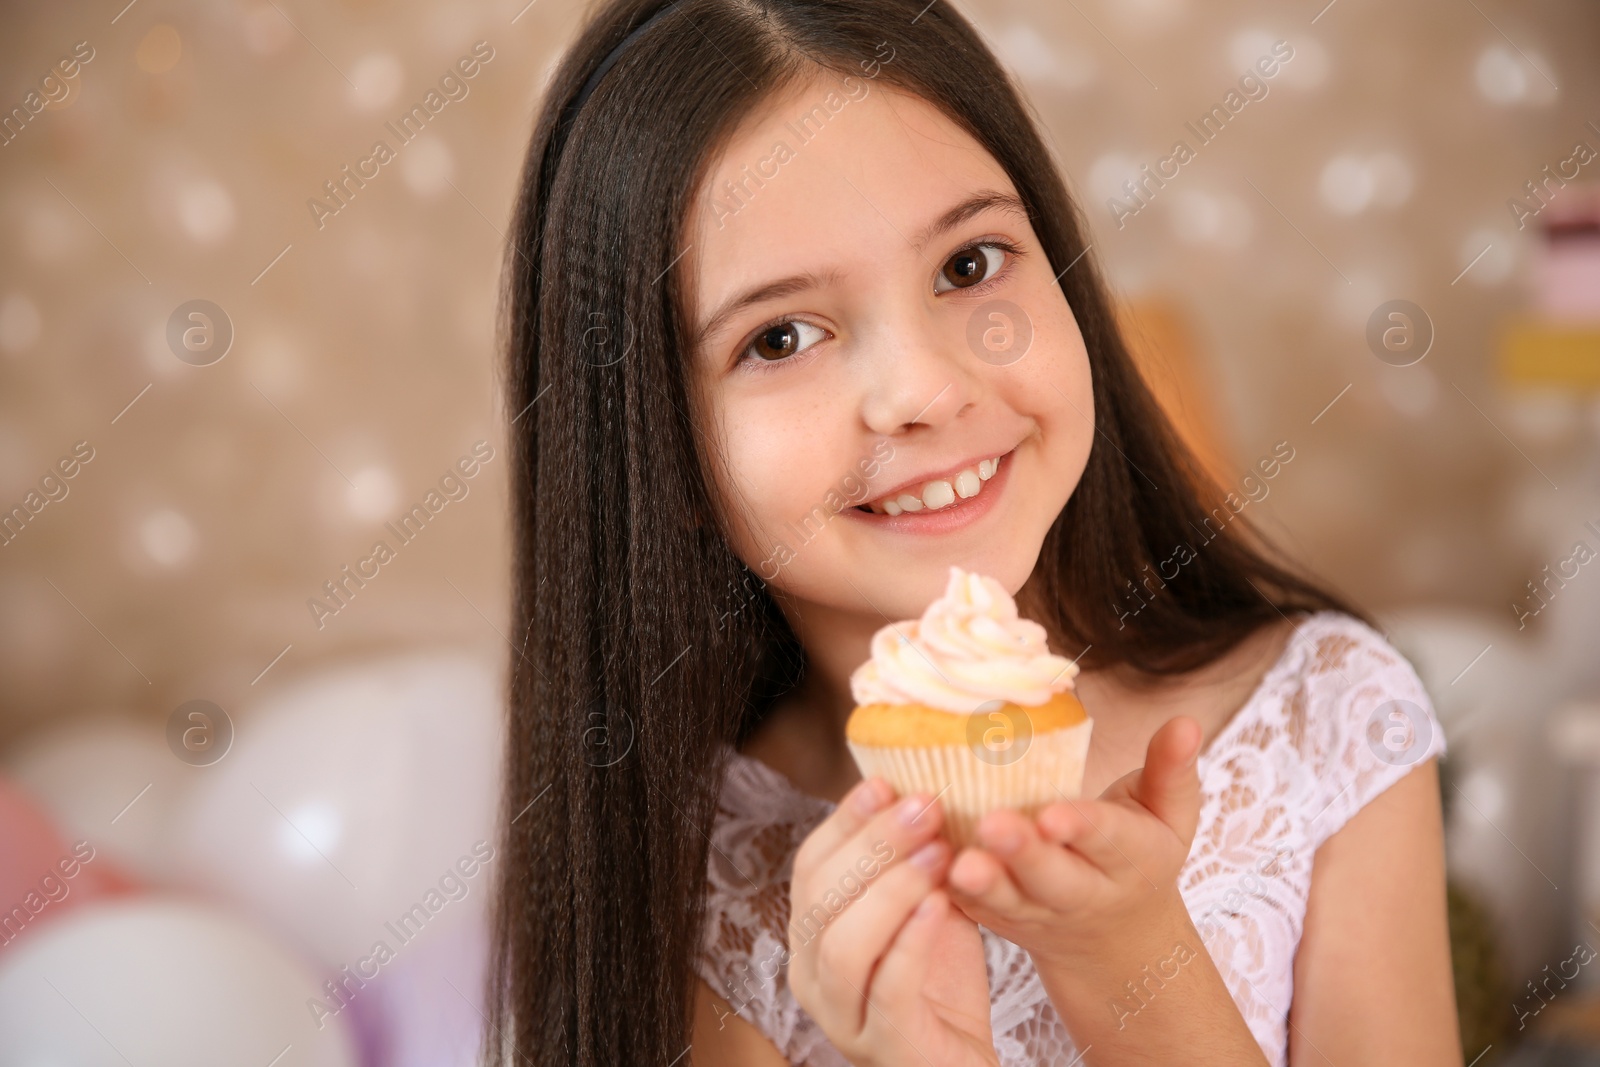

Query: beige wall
[2,0,1598,747]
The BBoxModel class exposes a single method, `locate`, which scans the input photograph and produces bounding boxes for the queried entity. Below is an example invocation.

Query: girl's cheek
[721,424,813,538]
[696,408,772,560]
[1002,311,1090,415]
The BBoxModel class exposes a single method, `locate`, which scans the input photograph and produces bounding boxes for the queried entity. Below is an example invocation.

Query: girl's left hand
[944,715,1204,971]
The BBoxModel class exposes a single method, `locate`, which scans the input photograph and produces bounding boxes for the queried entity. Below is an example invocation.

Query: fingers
[789,790,948,1017]
[805,828,952,989]
[807,791,943,909]
[952,799,1160,917]
[795,795,945,931]
[947,845,1028,915]
[1038,798,1143,874]
[864,888,947,1027]
[953,807,1100,913]
[991,805,1106,889]
[1132,715,1203,842]
[794,776,896,874]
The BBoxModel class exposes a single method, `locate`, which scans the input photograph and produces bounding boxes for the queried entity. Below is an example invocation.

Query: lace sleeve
[1301,618,1449,853]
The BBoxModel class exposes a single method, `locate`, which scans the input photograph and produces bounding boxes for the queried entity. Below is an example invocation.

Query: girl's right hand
[786,778,1000,1067]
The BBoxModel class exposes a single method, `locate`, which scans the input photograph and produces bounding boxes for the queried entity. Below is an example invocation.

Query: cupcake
[844,565,1093,850]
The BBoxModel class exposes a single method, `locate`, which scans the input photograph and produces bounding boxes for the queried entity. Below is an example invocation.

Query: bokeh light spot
[136,25,183,74]
[139,509,198,569]
[0,294,43,354]
[349,53,404,112]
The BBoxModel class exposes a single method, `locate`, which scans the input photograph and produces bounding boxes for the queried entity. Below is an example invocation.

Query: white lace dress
[695,611,1448,1066]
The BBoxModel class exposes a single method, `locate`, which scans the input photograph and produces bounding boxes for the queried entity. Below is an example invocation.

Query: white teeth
[865,453,1006,515]
[921,479,956,509]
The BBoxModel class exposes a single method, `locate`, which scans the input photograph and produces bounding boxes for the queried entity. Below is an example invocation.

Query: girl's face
[684,74,1094,625]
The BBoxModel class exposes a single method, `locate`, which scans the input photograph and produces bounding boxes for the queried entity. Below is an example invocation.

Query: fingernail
[898,796,928,826]
[850,779,885,817]
[910,840,945,871]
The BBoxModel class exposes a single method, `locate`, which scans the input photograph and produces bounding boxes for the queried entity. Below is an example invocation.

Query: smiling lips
[858,452,1006,516]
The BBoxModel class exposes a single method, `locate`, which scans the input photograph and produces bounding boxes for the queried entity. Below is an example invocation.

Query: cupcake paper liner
[845,717,1094,850]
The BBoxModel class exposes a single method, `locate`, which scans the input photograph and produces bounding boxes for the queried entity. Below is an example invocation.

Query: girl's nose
[855,296,981,435]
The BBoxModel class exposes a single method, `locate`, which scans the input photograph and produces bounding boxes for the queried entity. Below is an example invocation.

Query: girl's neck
[737,595,883,804]
[780,595,884,734]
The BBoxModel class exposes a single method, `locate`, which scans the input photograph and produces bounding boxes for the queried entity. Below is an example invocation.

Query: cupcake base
[845,716,1093,851]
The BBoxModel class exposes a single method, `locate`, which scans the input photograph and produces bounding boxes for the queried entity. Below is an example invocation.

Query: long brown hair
[485,0,1366,1062]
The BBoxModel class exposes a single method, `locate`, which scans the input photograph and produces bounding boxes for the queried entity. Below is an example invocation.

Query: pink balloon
[0,776,139,957]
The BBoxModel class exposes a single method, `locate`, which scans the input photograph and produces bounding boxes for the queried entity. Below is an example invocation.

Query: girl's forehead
[684,78,1018,315]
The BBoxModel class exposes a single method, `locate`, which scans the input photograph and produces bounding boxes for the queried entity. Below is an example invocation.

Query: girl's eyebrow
[691,189,1029,350]
[906,189,1029,257]
[692,267,847,352]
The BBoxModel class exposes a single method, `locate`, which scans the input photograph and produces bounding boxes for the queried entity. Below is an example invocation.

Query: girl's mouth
[844,445,1017,533]
[857,452,1004,515]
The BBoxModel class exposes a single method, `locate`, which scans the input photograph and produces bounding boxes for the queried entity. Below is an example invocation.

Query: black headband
[561,0,686,125]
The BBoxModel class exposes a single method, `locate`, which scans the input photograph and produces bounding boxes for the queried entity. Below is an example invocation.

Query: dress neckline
[723,610,1338,811]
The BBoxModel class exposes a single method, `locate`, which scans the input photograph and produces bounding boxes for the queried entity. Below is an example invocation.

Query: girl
[485,0,1460,1064]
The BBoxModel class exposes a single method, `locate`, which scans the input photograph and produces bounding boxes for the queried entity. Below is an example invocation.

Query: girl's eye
[740,319,828,367]
[732,239,1022,372]
[933,242,1010,294]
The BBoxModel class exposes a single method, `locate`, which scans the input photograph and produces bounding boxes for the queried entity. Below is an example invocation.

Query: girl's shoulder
[1206,608,1448,851]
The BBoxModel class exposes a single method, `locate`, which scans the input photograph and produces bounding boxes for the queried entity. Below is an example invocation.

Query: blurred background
[0,0,1597,1063]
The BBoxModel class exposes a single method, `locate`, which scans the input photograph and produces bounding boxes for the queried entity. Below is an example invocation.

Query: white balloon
[3,714,193,883]
[171,651,505,970]
[0,898,359,1066]
[1382,606,1546,731]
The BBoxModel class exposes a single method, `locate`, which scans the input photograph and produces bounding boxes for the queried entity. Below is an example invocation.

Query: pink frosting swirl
[848,565,1079,712]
